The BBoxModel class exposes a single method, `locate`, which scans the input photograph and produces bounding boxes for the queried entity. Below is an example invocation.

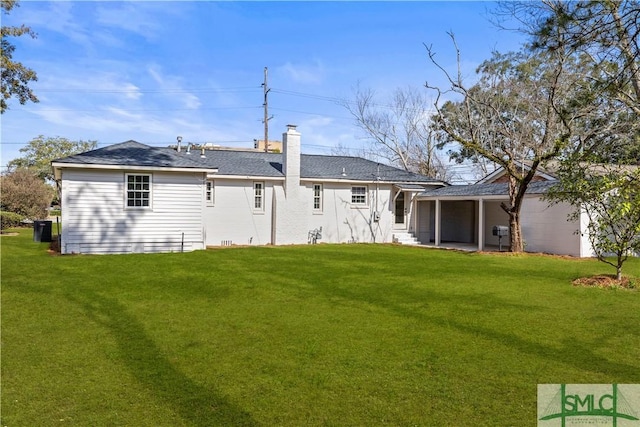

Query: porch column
[410,192,419,235]
[435,199,441,246]
[477,198,484,251]
[410,192,416,234]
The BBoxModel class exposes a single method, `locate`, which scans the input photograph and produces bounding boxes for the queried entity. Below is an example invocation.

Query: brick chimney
[274,124,306,244]
[282,124,300,192]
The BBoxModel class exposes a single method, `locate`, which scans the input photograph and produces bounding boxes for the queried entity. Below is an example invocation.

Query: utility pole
[262,67,273,153]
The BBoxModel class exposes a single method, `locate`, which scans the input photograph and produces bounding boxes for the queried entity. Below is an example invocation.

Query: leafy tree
[495,0,640,163]
[7,135,98,182]
[425,42,583,252]
[0,168,53,220]
[547,164,640,280]
[343,85,452,181]
[8,136,98,206]
[1,0,38,113]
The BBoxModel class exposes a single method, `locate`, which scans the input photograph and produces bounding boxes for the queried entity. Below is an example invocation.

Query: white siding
[203,180,399,246]
[578,210,596,257]
[302,183,395,244]
[483,201,510,247]
[203,179,274,246]
[521,197,583,256]
[61,169,205,254]
[416,201,432,243]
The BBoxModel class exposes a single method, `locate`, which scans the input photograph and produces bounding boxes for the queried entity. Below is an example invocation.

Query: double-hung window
[351,186,367,206]
[254,182,264,211]
[205,180,215,206]
[126,174,151,208]
[313,184,323,212]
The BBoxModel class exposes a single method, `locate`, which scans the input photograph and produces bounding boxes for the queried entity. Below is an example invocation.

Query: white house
[52,124,597,257]
[52,125,447,254]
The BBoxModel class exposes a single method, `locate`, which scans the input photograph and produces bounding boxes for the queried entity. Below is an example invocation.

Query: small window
[205,180,214,206]
[254,182,264,210]
[351,186,367,206]
[126,174,151,208]
[313,184,323,212]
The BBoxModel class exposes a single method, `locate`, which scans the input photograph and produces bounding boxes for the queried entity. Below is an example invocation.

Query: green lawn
[2,228,639,426]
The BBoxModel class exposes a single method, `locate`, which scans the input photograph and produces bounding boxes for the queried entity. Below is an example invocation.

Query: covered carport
[414,181,556,252]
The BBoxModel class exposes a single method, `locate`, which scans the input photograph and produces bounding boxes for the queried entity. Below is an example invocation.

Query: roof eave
[415,191,549,201]
[51,161,218,180]
[300,177,445,185]
[208,174,284,181]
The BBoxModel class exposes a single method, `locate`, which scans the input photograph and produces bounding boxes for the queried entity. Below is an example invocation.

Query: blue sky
[1,1,527,180]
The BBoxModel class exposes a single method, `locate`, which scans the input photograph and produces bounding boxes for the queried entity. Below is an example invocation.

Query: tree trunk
[503,175,525,253]
[616,256,623,281]
[509,212,524,252]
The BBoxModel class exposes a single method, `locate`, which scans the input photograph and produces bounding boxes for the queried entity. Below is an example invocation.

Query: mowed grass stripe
[2,229,639,426]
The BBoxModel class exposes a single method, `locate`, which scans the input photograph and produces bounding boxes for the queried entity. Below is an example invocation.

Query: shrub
[0,211,24,230]
[0,168,53,220]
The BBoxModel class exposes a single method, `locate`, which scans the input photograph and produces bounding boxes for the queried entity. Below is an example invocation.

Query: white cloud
[35,69,143,102]
[294,116,361,155]
[95,3,163,40]
[32,106,184,141]
[20,2,95,51]
[15,1,183,53]
[146,65,201,109]
[277,61,326,85]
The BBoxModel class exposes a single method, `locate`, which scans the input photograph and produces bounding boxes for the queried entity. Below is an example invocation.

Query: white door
[394,191,406,228]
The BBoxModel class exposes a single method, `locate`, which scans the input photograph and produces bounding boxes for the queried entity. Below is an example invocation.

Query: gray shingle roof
[197,150,283,177]
[54,140,443,184]
[418,180,557,198]
[52,141,213,169]
[300,154,438,183]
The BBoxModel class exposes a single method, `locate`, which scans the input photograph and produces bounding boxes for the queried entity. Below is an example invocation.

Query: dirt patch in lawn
[572,275,637,290]
[47,237,62,255]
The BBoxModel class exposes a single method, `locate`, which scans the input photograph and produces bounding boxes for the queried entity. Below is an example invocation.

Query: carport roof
[394,183,434,191]
[417,180,557,199]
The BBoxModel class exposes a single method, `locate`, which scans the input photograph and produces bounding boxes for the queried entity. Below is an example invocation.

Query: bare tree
[425,36,584,252]
[342,85,452,181]
[330,141,373,160]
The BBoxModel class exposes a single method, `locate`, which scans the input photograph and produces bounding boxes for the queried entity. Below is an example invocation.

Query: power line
[9,105,262,113]
[269,106,352,121]
[270,87,436,113]
[33,86,261,94]
[0,140,256,146]
[270,88,347,104]
[6,87,428,117]
[28,84,425,115]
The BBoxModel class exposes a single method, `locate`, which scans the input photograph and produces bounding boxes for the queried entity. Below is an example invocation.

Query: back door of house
[394,191,405,227]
